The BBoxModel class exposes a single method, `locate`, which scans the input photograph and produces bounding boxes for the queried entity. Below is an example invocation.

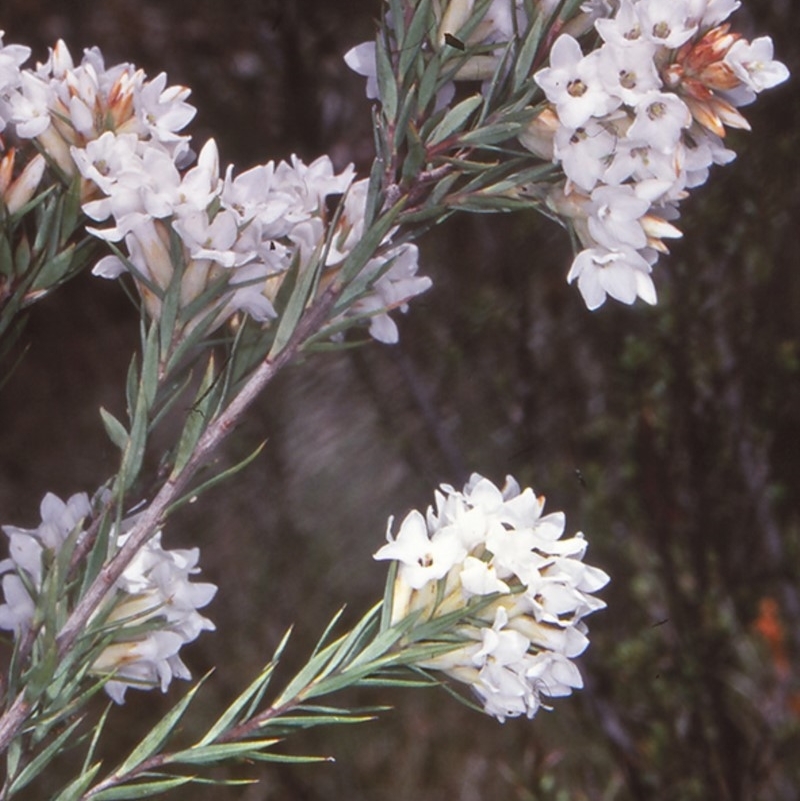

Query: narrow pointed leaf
[90,776,194,801]
[114,679,206,777]
[8,716,84,794]
[166,739,280,765]
[51,762,102,801]
[100,407,129,451]
[428,95,482,145]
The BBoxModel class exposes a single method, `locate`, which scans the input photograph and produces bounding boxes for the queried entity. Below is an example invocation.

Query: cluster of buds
[529,0,789,309]
[374,474,609,722]
[0,492,216,703]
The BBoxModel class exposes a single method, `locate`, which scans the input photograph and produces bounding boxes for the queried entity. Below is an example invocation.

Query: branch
[0,283,341,755]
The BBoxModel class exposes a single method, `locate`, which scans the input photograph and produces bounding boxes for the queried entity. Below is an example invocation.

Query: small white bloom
[344,42,380,100]
[534,35,619,129]
[374,510,467,590]
[627,91,692,154]
[699,0,741,27]
[636,0,699,49]
[554,120,617,193]
[595,1,642,47]
[724,37,789,94]
[596,40,661,106]
[567,245,657,310]
[588,184,651,250]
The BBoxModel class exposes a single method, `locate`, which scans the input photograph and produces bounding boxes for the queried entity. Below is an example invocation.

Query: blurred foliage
[0,1,798,799]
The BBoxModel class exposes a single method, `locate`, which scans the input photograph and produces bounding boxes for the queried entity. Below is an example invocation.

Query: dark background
[0,2,798,799]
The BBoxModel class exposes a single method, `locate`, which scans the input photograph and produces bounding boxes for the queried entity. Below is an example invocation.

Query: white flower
[699,0,741,27]
[636,0,699,49]
[344,42,380,100]
[588,184,651,250]
[627,91,692,154]
[596,40,661,106]
[346,243,432,344]
[375,510,467,590]
[534,35,619,129]
[555,120,617,193]
[0,31,30,130]
[724,37,789,94]
[567,245,657,310]
[7,71,53,138]
[594,1,643,47]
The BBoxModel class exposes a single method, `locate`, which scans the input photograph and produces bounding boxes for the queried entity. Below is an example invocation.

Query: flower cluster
[0,36,430,343]
[530,0,789,309]
[0,492,216,703]
[346,1,788,312]
[374,474,609,722]
[77,137,431,343]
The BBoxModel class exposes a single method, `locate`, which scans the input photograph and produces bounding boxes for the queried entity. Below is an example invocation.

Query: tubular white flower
[0,492,217,703]
[375,474,608,722]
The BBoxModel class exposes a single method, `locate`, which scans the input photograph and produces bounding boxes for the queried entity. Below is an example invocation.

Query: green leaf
[13,233,31,277]
[398,0,432,81]
[388,0,405,46]
[458,120,526,147]
[0,233,14,279]
[165,739,280,766]
[310,608,345,659]
[83,703,113,775]
[51,762,102,801]
[114,678,207,778]
[100,407,130,451]
[165,439,266,515]
[7,716,84,794]
[157,226,189,356]
[58,175,83,245]
[375,34,398,123]
[380,561,398,632]
[246,752,333,765]
[400,124,428,184]
[268,246,322,359]
[261,714,376,731]
[140,321,160,412]
[120,323,159,489]
[513,13,547,92]
[23,638,59,703]
[198,648,285,747]
[30,244,78,292]
[428,94,483,145]
[90,776,194,801]
[81,511,114,596]
[171,356,217,475]
[6,737,21,784]
[417,52,444,115]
